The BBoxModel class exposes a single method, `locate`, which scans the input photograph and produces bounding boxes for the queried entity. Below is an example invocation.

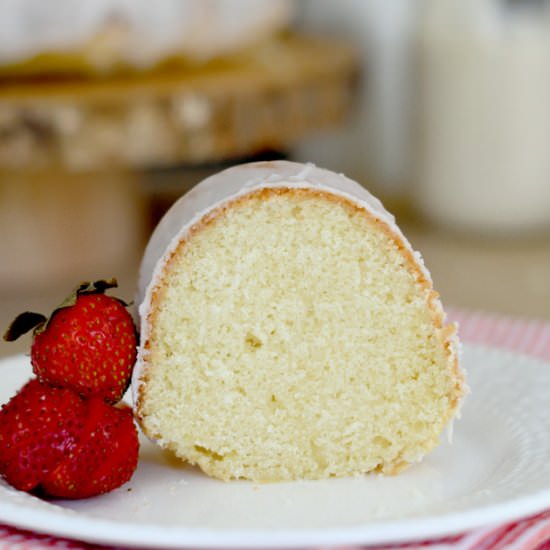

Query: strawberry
[0,379,86,492]
[42,399,139,499]
[4,279,137,403]
[0,378,139,499]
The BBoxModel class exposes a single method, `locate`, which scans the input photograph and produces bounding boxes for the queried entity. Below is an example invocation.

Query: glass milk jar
[413,0,550,234]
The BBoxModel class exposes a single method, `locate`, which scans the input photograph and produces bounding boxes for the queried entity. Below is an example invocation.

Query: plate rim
[0,344,549,549]
[2,489,550,549]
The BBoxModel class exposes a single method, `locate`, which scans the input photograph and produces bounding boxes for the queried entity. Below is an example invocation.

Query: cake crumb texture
[138,187,462,481]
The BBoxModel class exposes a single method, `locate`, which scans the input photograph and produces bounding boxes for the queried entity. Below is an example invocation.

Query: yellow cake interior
[137,188,462,481]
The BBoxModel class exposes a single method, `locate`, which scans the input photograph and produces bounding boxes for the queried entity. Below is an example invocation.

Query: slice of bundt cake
[133,161,465,481]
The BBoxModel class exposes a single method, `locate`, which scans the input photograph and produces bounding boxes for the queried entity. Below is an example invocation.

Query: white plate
[0,345,549,549]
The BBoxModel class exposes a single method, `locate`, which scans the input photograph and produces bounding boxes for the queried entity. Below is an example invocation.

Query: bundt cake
[133,161,465,481]
[0,0,291,74]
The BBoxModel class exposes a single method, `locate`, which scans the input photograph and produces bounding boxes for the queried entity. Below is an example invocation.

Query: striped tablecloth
[0,308,549,550]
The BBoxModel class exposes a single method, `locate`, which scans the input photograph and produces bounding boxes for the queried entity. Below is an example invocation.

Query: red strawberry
[4,279,137,403]
[0,379,139,499]
[0,379,86,492]
[42,399,139,499]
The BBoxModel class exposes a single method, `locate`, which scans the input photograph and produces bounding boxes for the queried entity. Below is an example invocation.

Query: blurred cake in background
[0,0,292,76]
[0,0,356,171]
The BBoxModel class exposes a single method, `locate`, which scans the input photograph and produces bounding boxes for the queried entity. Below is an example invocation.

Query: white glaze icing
[133,160,460,409]
[0,0,292,67]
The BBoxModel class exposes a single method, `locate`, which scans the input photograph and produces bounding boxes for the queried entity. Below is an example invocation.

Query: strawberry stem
[58,278,119,310]
[3,312,47,341]
[3,278,126,341]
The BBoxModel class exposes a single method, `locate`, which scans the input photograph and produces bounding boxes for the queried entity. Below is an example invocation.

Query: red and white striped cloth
[0,308,549,550]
